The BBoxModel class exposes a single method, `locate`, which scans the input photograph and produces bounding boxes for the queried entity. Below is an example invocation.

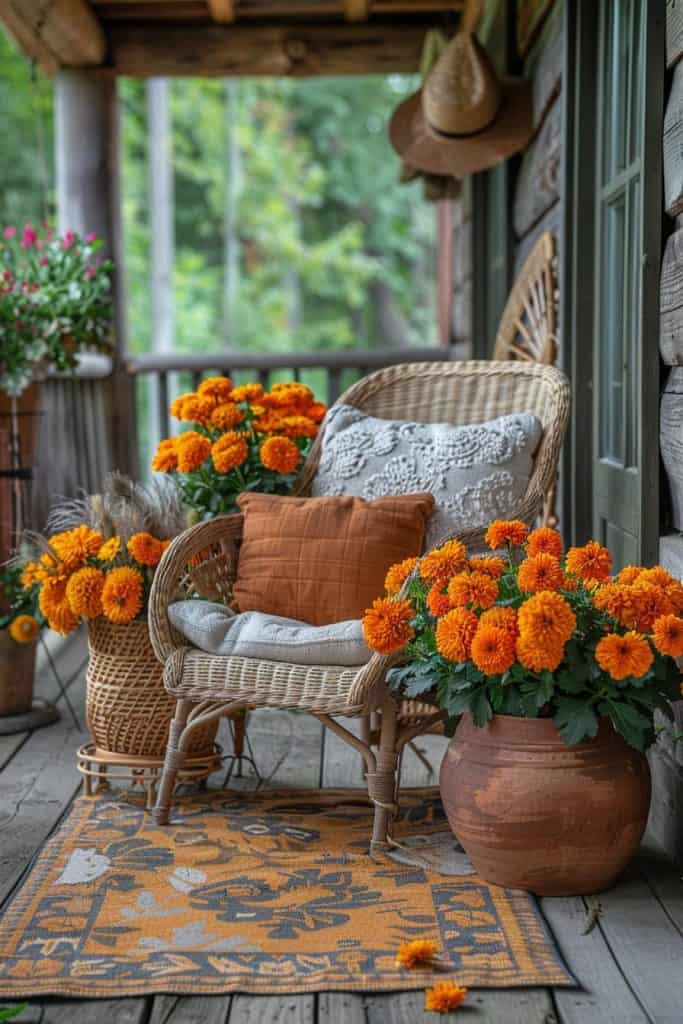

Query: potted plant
[362,521,683,895]
[18,474,216,762]
[151,376,327,518]
[0,563,42,718]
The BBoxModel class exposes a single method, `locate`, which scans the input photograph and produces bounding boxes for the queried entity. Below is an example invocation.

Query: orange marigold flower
[395,939,438,969]
[50,525,105,571]
[516,633,565,673]
[427,585,452,618]
[479,605,519,637]
[384,557,418,596]
[127,532,164,567]
[485,519,529,550]
[362,597,414,654]
[210,402,245,432]
[231,383,264,404]
[97,536,121,562]
[101,567,144,625]
[666,578,683,615]
[617,565,643,585]
[265,382,314,410]
[639,567,673,589]
[518,553,564,594]
[436,607,478,662]
[468,556,506,579]
[8,614,39,644]
[425,981,468,1014]
[176,431,212,473]
[419,540,467,587]
[562,573,579,591]
[197,376,233,402]
[652,614,683,658]
[593,583,635,626]
[39,577,79,635]
[630,580,673,633]
[170,392,193,418]
[447,571,498,610]
[596,631,654,680]
[565,541,612,583]
[66,566,105,618]
[260,436,301,474]
[212,431,249,473]
[152,438,178,473]
[518,590,576,647]
[526,526,563,559]
[280,414,319,439]
[176,394,216,425]
[307,401,327,423]
[471,624,516,676]
[20,562,42,588]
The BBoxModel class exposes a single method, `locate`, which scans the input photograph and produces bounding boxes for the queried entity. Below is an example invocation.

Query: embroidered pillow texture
[311,405,543,547]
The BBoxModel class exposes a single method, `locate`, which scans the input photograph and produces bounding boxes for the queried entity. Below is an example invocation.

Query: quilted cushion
[311,405,543,547]
[233,492,434,626]
[168,601,371,666]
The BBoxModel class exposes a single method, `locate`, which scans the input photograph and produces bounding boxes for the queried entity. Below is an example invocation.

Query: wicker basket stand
[79,618,220,805]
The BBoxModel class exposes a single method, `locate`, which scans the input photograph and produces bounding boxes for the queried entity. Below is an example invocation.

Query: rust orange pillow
[233,492,434,626]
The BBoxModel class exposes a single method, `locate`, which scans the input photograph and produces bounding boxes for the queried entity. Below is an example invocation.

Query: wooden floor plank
[636,842,683,936]
[9,999,149,1023]
[594,864,683,1023]
[148,994,231,1023]
[0,731,28,772]
[539,895,649,1024]
[217,708,323,792]
[338,987,556,1023]
[227,994,314,1022]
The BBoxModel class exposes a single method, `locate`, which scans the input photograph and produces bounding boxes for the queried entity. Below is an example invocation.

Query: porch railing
[126,347,448,451]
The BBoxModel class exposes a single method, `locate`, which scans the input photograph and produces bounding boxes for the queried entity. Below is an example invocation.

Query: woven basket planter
[86,618,217,759]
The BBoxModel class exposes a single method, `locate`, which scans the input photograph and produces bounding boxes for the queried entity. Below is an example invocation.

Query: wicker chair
[149,359,570,851]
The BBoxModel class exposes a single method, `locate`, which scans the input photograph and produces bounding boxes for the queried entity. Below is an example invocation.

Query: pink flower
[62,231,75,249]
[39,257,48,267]
[21,224,37,249]
[15,320,24,329]
[2,271,12,282]
[85,231,97,243]
[3,226,16,239]
[85,266,96,279]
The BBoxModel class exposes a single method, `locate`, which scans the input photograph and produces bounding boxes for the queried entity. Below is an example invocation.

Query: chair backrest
[493,231,558,364]
[297,359,570,541]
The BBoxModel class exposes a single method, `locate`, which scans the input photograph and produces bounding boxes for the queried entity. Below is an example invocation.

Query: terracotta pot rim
[458,711,625,749]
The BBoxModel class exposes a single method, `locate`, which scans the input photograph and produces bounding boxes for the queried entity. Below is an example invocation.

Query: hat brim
[389,78,533,177]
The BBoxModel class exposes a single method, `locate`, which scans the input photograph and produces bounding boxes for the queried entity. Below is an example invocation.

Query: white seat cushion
[168,600,371,667]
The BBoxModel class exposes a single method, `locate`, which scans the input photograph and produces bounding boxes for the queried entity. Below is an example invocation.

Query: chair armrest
[148,514,244,664]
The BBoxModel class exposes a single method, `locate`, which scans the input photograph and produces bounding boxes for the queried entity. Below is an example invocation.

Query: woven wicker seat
[149,354,570,851]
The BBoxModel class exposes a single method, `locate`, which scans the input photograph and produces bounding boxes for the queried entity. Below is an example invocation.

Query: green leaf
[471,688,493,727]
[601,699,651,752]
[553,698,600,746]
[0,1008,28,1022]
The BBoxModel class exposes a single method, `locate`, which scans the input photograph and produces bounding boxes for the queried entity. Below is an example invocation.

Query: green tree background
[1,30,438,362]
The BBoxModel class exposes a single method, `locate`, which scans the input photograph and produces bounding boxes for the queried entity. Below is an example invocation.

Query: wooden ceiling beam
[108,18,448,76]
[0,0,107,70]
[207,0,236,22]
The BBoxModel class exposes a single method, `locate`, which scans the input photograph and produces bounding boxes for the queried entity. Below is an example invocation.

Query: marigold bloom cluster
[362,597,414,654]
[395,939,438,968]
[424,981,468,1013]
[150,376,326,518]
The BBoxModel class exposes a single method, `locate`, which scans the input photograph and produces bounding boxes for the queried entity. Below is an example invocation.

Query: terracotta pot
[0,629,37,717]
[440,712,651,896]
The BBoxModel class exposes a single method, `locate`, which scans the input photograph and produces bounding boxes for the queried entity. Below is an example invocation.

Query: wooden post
[55,70,137,480]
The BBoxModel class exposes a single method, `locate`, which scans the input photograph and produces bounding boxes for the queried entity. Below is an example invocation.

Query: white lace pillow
[311,405,543,547]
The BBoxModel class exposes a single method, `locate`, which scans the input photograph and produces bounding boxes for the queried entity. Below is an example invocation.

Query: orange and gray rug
[0,788,572,997]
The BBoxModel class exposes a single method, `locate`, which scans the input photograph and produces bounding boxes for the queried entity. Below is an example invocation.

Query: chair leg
[359,714,371,778]
[367,697,399,853]
[153,699,192,825]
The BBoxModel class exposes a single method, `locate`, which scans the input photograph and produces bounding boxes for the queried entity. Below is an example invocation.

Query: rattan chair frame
[149,358,570,851]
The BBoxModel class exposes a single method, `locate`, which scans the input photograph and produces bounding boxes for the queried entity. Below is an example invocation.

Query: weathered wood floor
[2,633,683,1023]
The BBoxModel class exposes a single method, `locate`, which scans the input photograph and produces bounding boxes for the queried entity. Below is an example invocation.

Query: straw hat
[389,32,533,177]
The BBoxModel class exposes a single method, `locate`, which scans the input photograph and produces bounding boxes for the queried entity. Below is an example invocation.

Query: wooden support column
[55,70,137,479]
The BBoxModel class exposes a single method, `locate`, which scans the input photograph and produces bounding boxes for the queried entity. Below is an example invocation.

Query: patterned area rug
[0,788,572,997]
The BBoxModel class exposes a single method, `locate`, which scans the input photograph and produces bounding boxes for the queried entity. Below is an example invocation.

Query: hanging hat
[389,31,532,177]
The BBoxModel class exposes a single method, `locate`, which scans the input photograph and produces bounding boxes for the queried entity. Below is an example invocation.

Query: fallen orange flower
[425,981,468,1013]
[395,939,438,969]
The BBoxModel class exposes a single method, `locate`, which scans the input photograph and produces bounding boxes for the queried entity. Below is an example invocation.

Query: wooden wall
[649,4,683,865]
[512,1,563,278]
